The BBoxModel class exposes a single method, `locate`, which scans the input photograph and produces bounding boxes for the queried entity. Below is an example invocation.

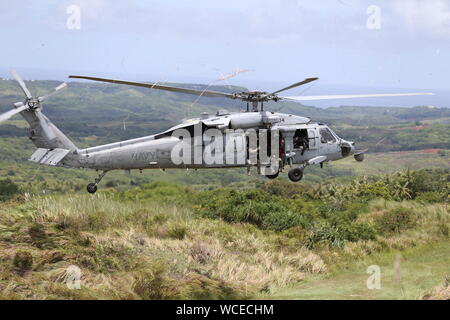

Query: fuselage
[66,111,355,172]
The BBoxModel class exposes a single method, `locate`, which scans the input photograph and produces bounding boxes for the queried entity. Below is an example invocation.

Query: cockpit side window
[320,128,336,143]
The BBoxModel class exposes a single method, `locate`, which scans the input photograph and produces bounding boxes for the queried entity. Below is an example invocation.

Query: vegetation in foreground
[0,169,448,300]
[267,241,450,300]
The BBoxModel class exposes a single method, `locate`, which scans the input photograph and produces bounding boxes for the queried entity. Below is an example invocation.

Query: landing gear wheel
[288,168,304,182]
[86,170,109,194]
[266,172,279,180]
[87,183,98,194]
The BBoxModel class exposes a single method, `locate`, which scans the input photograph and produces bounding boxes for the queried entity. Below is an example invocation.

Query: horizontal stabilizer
[29,148,70,166]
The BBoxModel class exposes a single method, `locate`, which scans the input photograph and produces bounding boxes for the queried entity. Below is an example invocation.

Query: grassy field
[333,149,450,176]
[0,170,448,300]
[0,193,323,299]
[266,241,450,300]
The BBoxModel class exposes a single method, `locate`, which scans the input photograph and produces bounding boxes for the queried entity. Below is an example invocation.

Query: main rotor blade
[69,75,235,99]
[11,69,32,99]
[0,105,28,123]
[282,92,434,102]
[270,77,319,95]
[38,82,67,103]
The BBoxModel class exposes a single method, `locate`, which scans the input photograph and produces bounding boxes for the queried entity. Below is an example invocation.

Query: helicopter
[0,70,433,193]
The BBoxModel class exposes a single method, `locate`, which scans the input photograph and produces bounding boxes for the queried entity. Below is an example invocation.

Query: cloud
[392,0,450,38]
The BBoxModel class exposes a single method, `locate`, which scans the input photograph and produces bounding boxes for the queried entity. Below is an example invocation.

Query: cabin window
[320,128,336,143]
[308,129,316,149]
[293,129,308,148]
[293,129,309,155]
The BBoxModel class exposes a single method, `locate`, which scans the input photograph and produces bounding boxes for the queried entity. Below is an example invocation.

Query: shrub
[258,180,308,198]
[180,274,244,300]
[195,189,308,232]
[133,261,177,300]
[190,242,223,265]
[437,150,447,157]
[307,221,375,248]
[415,191,447,203]
[409,169,448,197]
[307,222,346,248]
[28,223,51,248]
[119,181,194,204]
[357,181,393,200]
[0,178,20,202]
[437,223,449,238]
[374,207,417,234]
[13,250,33,275]
[87,210,110,230]
[167,223,187,240]
[105,180,118,188]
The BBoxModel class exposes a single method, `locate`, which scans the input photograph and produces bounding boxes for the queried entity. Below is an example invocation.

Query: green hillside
[0,170,448,299]
[0,79,449,300]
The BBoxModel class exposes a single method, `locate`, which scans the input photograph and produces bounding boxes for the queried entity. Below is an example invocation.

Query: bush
[415,191,447,203]
[167,223,187,240]
[195,188,377,241]
[258,180,308,198]
[133,262,176,300]
[374,207,417,234]
[105,180,118,188]
[409,169,448,197]
[179,274,244,300]
[119,181,194,204]
[307,221,375,248]
[0,178,20,201]
[357,181,393,200]
[195,189,308,232]
[438,223,449,238]
[28,223,52,248]
[13,250,33,275]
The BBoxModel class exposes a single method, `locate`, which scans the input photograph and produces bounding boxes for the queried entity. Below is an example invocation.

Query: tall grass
[32,193,191,233]
[0,193,325,299]
[0,170,448,300]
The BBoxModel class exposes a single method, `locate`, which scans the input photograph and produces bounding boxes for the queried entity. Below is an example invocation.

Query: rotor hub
[233,91,280,103]
[27,99,38,109]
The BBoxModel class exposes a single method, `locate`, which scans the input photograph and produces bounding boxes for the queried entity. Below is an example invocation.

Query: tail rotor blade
[0,105,28,123]
[10,69,32,99]
[38,82,67,103]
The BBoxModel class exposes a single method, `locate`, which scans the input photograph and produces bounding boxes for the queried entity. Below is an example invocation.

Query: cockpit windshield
[320,127,337,143]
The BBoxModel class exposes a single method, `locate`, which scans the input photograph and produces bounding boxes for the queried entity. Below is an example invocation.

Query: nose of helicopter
[349,141,356,154]
[340,140,355,158]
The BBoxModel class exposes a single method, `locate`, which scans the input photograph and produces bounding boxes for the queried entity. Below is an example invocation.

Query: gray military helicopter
[0,70,433,193]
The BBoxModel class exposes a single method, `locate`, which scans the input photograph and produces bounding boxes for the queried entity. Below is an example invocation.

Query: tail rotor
[0,69,67,124]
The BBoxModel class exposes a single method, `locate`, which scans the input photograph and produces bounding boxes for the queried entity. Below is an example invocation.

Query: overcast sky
[1,0,449,98]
